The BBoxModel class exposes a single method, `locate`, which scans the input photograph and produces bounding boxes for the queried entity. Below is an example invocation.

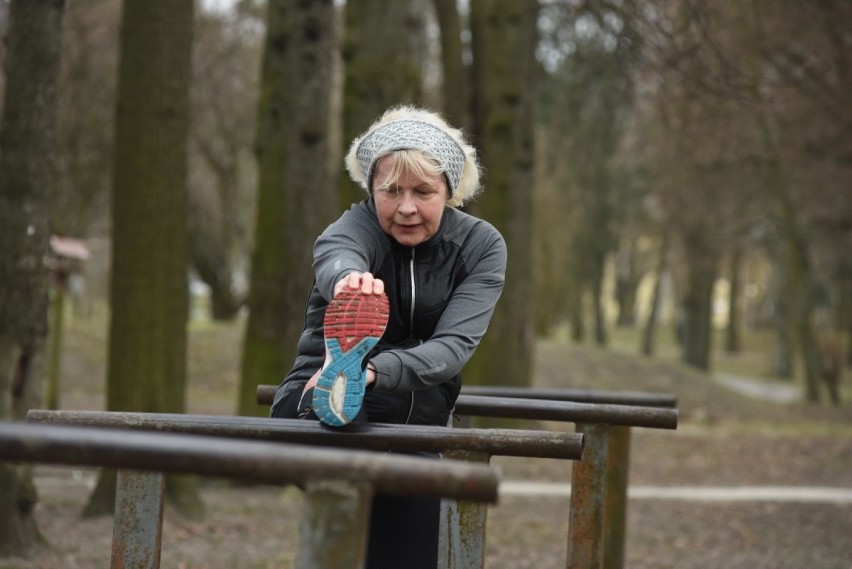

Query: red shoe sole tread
[324,291,389,352]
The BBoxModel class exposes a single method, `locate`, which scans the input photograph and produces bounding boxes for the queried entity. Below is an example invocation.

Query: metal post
[111,469,164,569]
[603,426,631,569]
[567,423,609,569]
[299,479,374,569]
[438,450,491,569]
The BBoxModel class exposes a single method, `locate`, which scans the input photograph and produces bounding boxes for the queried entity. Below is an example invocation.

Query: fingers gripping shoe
[312,291,389,426]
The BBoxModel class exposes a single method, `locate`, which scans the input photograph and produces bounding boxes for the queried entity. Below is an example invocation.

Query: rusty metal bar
[26,410,583,569]
[257,386,677,429]
[300,479,374,569]
[567,423,609,569]
[0,422,499,503]
[26,410,583,460]
[438,450,491,569]
[454,395,678,430]
[257,384,677,409]
[603,426,631,569]
[258,384,282,404]
[256,385,675,569]
[112,469,164,569]
[460,386,677,408]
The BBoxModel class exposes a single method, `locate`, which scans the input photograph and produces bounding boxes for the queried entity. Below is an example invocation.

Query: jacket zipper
[408,248,416,336]
[405,248,416,424]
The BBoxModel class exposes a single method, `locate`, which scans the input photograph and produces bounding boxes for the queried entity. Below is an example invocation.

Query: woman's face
[372,155,449,247]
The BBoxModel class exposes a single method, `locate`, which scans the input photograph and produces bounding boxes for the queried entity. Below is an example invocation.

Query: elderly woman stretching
[271,105,506,569]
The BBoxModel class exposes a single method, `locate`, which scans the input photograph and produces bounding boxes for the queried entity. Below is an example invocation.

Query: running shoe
[312,290,389,426]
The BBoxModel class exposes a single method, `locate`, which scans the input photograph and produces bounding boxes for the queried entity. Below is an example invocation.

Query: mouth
[395,223,420,231]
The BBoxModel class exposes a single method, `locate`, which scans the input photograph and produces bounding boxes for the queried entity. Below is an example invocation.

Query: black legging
[366,491,441,569]
[272,386,442,569]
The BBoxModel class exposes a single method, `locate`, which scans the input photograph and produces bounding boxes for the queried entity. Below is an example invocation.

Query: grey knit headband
[355,119,466,196]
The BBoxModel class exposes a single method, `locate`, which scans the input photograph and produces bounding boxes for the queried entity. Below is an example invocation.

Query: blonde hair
[345,105,482,208]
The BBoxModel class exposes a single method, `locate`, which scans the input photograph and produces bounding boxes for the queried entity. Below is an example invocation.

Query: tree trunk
[340,0,424,207]
[85,0,199,518]
[725,246,743,354]
[771,146,825,401]
[591,250,608,347]
[642,233,669,357]
[433,0,471,131]
[239,0,337,417]
[680,232,719,370]
[844,280,852,369]
[189,226,242,321]
[614,241,639,327]
[187,151,243,321]
[569,290,585,343]
[772,255,795,379]
[465,0,538,394]
[0,0,65,554]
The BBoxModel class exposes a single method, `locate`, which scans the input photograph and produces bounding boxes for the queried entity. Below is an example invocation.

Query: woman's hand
[334,271,385,296]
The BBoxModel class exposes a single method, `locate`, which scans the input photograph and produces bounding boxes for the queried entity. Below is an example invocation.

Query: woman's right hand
[334,271,385,296]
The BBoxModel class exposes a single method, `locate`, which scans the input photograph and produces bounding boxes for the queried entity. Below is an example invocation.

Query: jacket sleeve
[370,223,507,391]
[312,202,382,301]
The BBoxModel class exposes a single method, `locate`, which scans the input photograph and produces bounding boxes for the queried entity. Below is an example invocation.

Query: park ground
[3,306,852,569]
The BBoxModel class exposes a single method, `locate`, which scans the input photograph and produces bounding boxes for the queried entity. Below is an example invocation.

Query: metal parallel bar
[112,470,164,569]
[454,395,678,430]
[254,384,678,569]
[438,450,492,569]
[603,426,631,569]
[258,384,278,404]
[567,423,609,569]
[300,479,374,569]
[257,386,677,429]
[0,422,499,503]
[25,410,583,460]
[257,384,678,409]
[460,386,677,408]
[256,386,676,429]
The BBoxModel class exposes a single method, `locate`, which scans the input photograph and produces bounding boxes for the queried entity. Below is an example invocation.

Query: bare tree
[433,0,471,130]
[188,8,263,320]
[238,0,338,417]
[54,0,119,238]
[0,0,66,554]
[84,0,199,516]
[339,0,425,207]
[464,0,538,392]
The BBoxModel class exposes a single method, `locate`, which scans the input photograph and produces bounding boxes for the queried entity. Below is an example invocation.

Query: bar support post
[567,423,609,569]
[111,469,165,569]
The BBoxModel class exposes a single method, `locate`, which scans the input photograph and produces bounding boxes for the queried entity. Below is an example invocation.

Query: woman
[270,105,506,568]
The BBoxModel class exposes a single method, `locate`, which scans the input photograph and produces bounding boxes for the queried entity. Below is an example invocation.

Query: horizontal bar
[26,410,583,460]
[0,422,499,502]
[454,395,678,430]
[257,385,677,409]
[256,386,678,429]
[460,386,677,408]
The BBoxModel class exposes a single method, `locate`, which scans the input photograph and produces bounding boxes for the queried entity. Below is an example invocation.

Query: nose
[397,191,417,215]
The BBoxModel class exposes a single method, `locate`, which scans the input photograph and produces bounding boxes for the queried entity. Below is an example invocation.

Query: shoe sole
[312,291,389,426]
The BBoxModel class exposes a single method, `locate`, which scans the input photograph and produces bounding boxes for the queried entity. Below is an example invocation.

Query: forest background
[0,0,850,560]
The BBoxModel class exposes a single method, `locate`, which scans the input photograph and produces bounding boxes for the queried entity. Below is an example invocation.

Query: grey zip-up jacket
[271,198,506,425]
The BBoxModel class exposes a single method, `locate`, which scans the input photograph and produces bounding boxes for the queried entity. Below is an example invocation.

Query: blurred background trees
[0,0,849,550]
[0,0,848,482]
